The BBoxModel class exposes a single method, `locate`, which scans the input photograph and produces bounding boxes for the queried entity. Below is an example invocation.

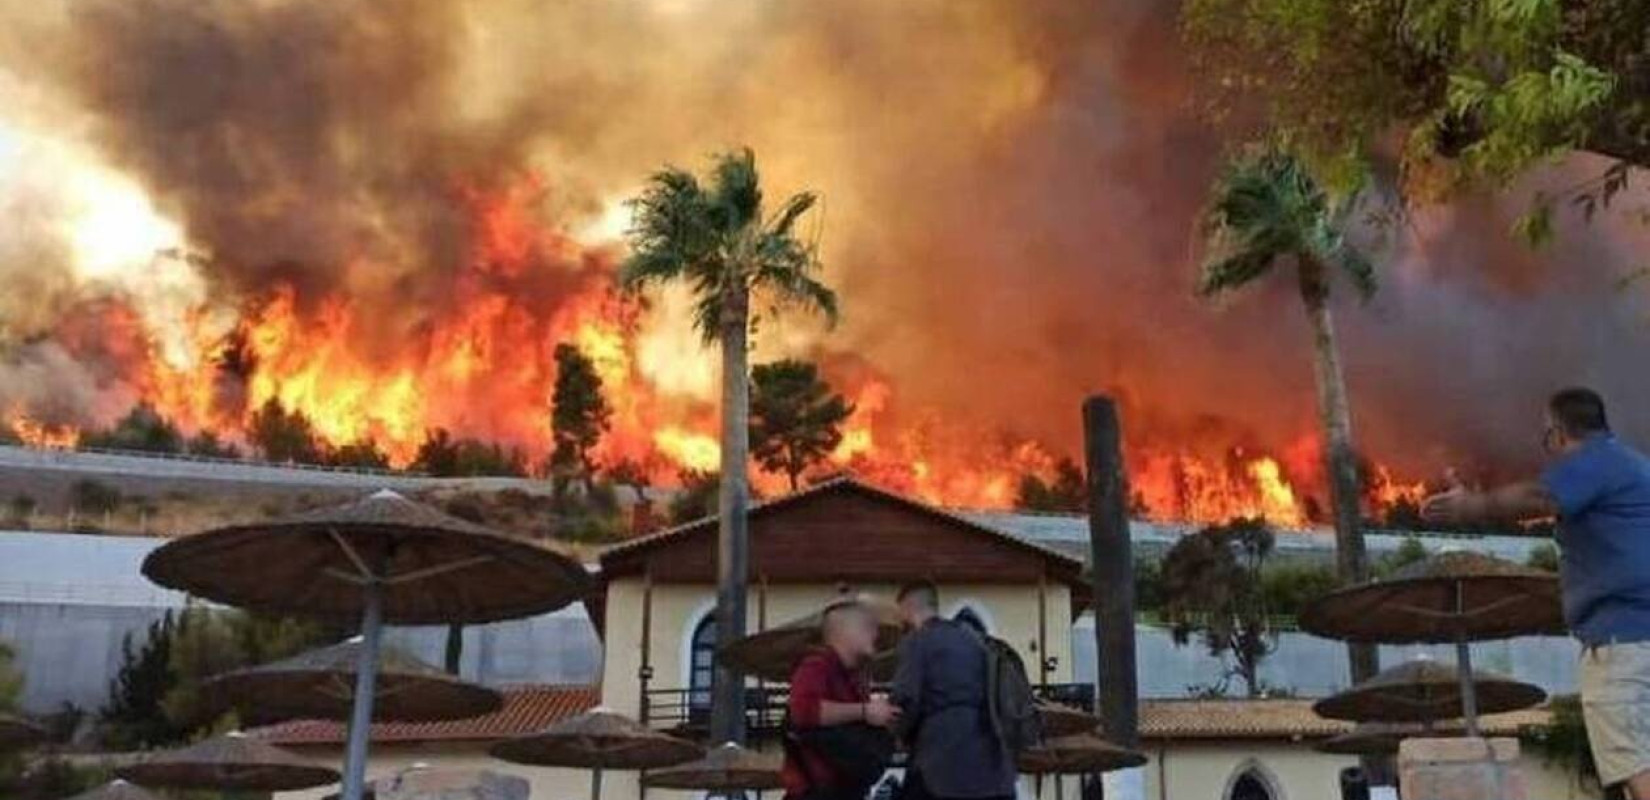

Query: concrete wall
[1071,616,1580,699]
[1133,740,1595,800]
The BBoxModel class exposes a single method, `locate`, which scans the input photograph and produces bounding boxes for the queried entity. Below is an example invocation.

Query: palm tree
[621,148,836,743]
[1197,147,1379,683]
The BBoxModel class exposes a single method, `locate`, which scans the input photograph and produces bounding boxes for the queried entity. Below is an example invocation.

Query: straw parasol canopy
[489,707,702,800]
[490,707,702,768]
[1018,734,1149,774]
[115,731,341,792]
[718,597,905,682]
[141,489,591,625]
[1299,551,1561,736]
[641,742,784,791]
[1299,551,1563,644]
[1311,658,1546,724]
[204,637,503,724]
[0,712,45,751]
[62,779,170,800]
[1315,722,1455,756]
[141,490,591,800]
[1037,703,1103,738]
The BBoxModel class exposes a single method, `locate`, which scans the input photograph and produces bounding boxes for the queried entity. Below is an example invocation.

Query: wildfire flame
[1,172,1424,527]
[6,408,81,450]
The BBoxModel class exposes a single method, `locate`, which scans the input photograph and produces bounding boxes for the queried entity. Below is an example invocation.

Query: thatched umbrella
[489,707,702,800]
[1299,551,1561,735]
[717,598,905,682]
[204,637,503,724]
[640,742,784,792]
[115,731,340,792]
[63,779,170,800]
[0,712,45,751]
[1311,657,1546,725]
[1018,734,1148,800]
[141,490,591,800]
[1316,722,1454,756]
[1037,703,1103,738]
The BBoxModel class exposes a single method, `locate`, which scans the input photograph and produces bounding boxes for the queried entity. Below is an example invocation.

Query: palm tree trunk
[710,285,751,745]
[1297,260,1379,685]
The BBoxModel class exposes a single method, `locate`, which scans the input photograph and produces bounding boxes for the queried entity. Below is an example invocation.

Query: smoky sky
[0,0,1646,481]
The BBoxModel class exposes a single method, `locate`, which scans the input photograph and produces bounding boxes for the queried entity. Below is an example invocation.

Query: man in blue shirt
[1425,387,1650,798]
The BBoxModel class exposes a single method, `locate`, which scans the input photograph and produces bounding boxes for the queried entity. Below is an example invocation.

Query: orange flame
[24,172,1426,524]
[6,408,82,450]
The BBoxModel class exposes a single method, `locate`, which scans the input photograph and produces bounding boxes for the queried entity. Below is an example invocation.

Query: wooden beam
[1084,396,1138,748]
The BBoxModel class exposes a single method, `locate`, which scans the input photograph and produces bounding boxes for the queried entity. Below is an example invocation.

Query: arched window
[688,614,716,721]
[1226,765,1280,800]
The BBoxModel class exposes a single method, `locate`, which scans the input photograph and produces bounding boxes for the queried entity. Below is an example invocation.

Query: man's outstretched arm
[1422,481,1558,525]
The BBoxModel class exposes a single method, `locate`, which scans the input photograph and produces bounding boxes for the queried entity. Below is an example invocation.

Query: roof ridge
[598,476,1083,570]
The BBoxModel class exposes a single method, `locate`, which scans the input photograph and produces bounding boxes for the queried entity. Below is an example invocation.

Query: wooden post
[1084,396,1138,748]
[758,573,769,631]
[638,568,653,722]
[1037,571,1050,686]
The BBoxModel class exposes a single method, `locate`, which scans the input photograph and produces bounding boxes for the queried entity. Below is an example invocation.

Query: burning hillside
[0,172,1397,525]
[0,0,1645,528]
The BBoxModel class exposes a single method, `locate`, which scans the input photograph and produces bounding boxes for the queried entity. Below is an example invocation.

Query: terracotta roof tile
[254,685,598,746]
[1139,698,1550,741]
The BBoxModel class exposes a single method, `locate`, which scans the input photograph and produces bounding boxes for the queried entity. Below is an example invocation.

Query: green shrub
[69,480,122,514]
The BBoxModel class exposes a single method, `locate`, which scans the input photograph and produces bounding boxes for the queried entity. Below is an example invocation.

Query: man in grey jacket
[891,581,1017,800]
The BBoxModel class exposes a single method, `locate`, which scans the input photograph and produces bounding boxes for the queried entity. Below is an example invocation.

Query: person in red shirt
[783,600,900,800]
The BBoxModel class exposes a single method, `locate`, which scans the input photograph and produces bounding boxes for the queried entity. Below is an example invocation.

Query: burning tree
[550,343,612,497]
[247,398,325,464]
[1160,517,1279,698]
[622,147,836,744]
[1198,147,1380,683]
[749,359,853,492]
[1016,457,1088,513]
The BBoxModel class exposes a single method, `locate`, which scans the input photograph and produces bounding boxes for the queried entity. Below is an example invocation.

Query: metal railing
[641,683,1095,740]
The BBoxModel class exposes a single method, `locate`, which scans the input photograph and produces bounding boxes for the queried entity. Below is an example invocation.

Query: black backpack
[787,722,894,800]
[981,635,1043,756]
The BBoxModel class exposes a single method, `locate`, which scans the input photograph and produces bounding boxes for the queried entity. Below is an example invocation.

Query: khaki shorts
[1581,641,1650,787]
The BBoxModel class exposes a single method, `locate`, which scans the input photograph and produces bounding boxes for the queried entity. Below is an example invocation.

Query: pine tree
[550,344,612,497]
[749,360,852,492]
[99,612,188,749]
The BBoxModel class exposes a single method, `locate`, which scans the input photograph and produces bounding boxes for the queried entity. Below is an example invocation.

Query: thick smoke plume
[0,0,1647,503]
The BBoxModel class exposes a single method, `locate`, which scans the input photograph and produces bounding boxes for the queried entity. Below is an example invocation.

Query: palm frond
[710,147,763,234]
[621,167,712,290]
[766,192,817,239]
[1329,243,1378,301]
[1198,146,1378,300]
[1198,248,1278,297]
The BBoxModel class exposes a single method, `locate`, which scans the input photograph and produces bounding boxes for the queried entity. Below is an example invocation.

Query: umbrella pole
[1454,583,1480,737]
[590,766,602,800]
[341,579,385,800]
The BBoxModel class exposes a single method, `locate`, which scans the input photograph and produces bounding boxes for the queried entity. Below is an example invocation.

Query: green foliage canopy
[621,148,836,342]
[550,343,612,492]
[1161,517,1281,697]
[749,360,853,491]
[1182,0,1645,237]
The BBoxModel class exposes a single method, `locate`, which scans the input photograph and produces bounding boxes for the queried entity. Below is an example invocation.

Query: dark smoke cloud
[1,0,1647,486]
